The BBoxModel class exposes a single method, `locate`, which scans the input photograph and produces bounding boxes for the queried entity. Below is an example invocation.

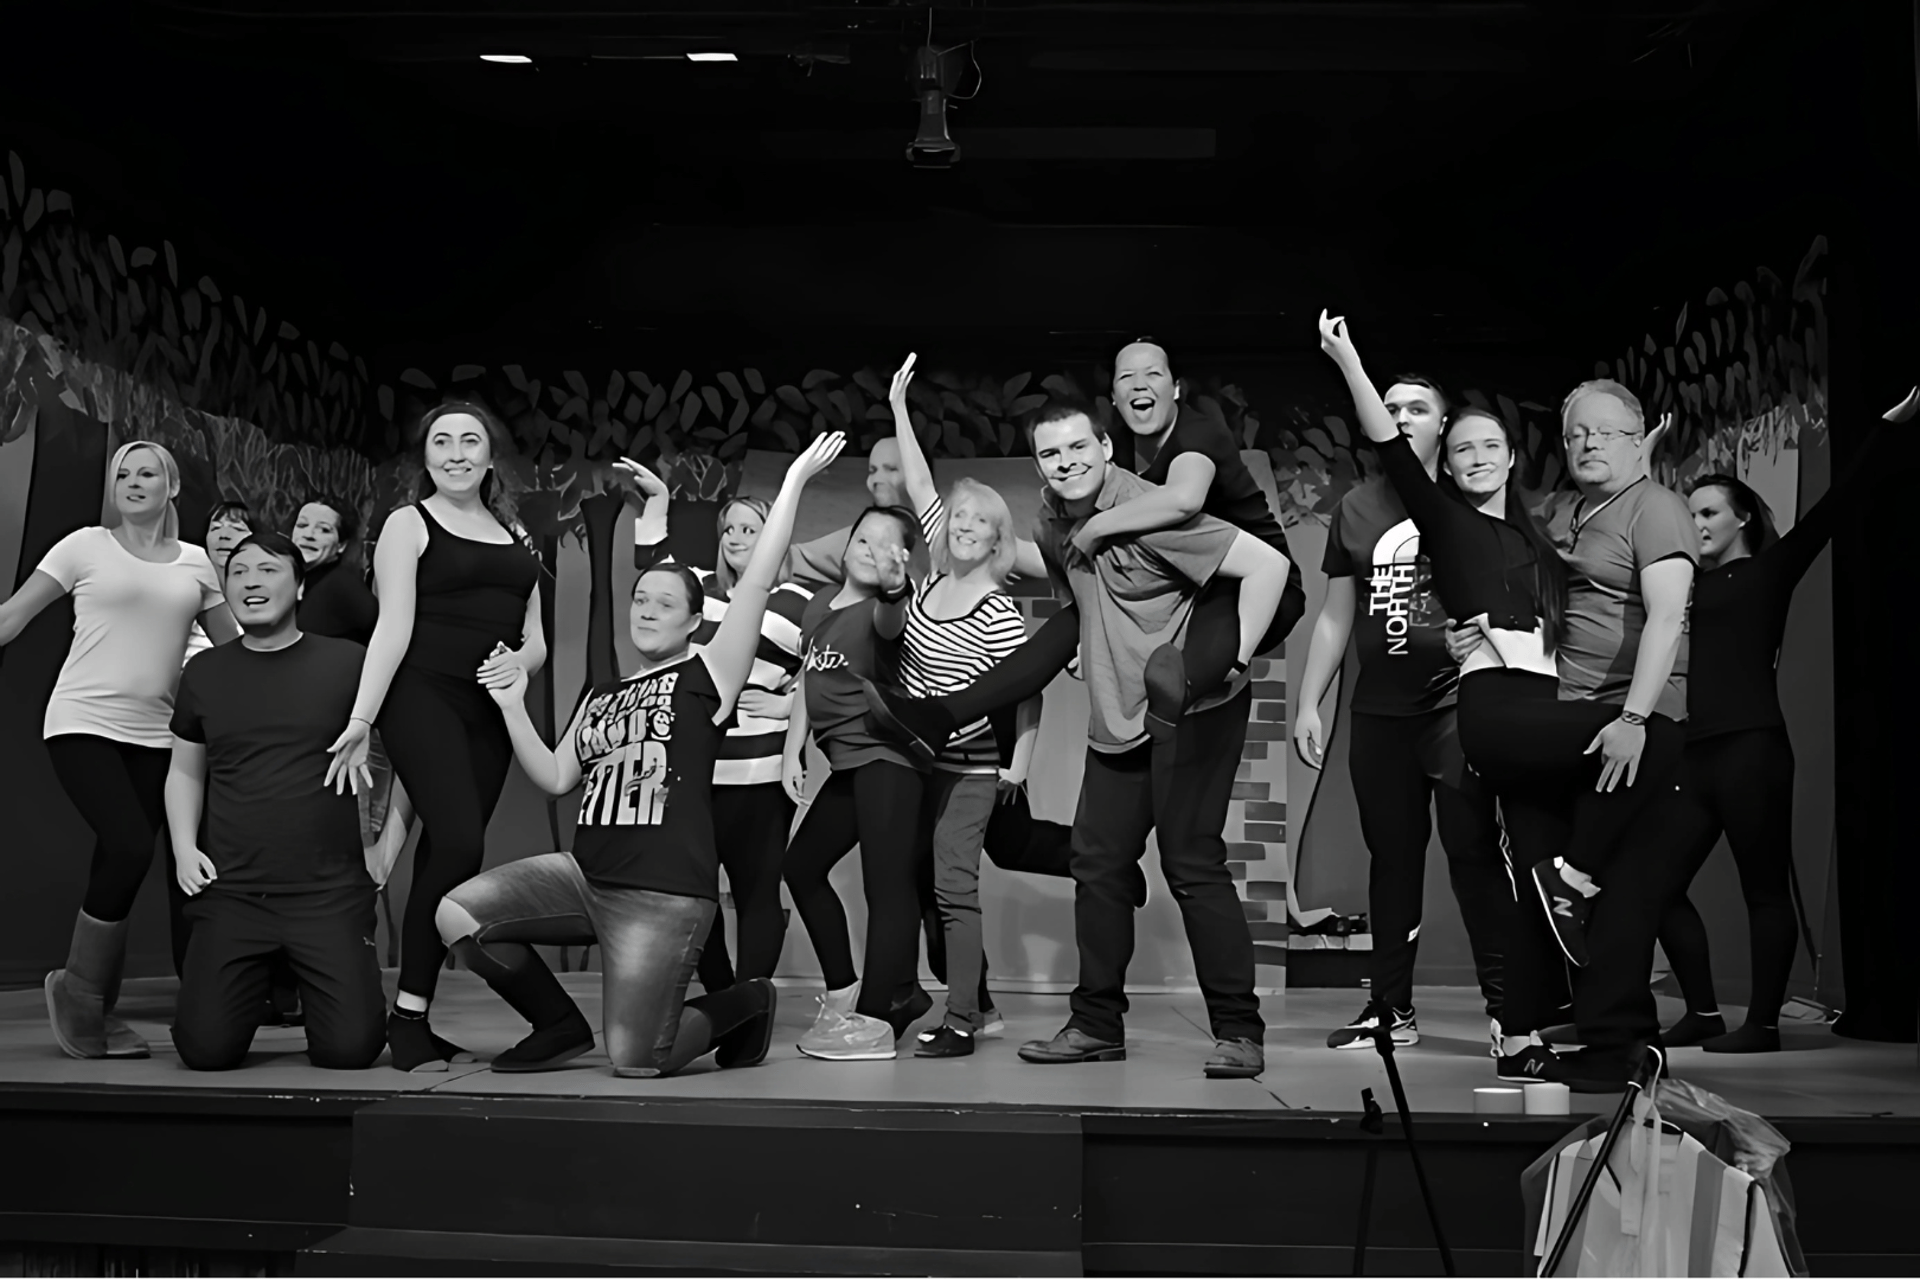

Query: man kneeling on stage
[165,533,385,1071]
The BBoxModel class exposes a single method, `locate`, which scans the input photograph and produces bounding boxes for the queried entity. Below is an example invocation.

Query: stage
[1,976,1915,1275]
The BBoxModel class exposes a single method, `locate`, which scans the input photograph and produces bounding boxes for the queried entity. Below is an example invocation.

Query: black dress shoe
[914,1024,976,1058]
[1018,1026,1126,1064]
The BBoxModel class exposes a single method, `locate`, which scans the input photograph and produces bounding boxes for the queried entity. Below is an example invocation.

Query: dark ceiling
[1,0,1858,375]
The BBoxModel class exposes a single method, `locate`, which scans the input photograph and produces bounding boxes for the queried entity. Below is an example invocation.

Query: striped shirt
[901,496,1028,773]
[691,568,812,787]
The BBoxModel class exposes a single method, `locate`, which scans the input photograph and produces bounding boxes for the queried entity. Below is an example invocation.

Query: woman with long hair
[1318,313,1683,1079]
[625,470,813,993]
[0,441,240,1058]
[325,402,545,1072]
[1655,388,1913,1053]
[435,433,846,1076]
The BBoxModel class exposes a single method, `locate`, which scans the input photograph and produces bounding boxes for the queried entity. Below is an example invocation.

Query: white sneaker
[800,984,860,1042]
[797,1011,897,1061]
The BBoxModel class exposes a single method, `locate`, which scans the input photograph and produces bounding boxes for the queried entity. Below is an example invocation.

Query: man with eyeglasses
[1532,379,1697,1088]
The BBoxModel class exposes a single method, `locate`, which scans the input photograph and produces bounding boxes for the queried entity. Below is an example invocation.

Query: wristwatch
[1618,710,1648,726]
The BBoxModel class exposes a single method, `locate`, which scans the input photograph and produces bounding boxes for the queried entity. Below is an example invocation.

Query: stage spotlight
[479,54,532,64]
[906,45,961,168]
[686,51,738,63]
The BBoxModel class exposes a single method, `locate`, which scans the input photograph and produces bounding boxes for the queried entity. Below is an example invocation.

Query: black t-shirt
[800,591,918,773]
[1131,403,1306,635]
[298,559,378,645]
[571,653,727,899]
[1323,476,1458,716]
[170,634,368,890]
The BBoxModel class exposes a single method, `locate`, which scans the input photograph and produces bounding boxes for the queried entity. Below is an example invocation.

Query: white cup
[1474,1087,1524,1115]
[1524,1082,1573,1116]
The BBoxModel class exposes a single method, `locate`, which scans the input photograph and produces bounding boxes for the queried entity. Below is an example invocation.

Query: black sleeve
[1371,435,1462,546]
[1765,418,1888,588]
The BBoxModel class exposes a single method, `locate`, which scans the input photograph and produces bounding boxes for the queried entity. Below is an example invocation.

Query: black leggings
[1656,730,1800,1028]
[380,666,516,1002]
[782,760,925,1022]
[1455,671,1684,1034]
[698,782,795,991]
[45,734,190,974]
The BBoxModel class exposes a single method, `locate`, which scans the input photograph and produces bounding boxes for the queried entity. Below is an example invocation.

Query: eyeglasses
[1562,426,1643,446]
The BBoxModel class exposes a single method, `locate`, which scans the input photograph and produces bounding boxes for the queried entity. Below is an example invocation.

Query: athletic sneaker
[1496,1037,1561,1083]
[1532,859,1594,968]
[1325,1001,1418,1050]
[799,984,860,1048]
[797,1012,897,1061]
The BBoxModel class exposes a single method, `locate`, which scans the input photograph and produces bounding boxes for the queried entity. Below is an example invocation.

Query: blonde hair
[1560,379,1645,432]
[932,477,1018,584]
[713,496,772,596]
[106,440,182,541]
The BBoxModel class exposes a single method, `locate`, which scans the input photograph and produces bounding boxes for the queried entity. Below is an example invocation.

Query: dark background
[1,0,1913,1036]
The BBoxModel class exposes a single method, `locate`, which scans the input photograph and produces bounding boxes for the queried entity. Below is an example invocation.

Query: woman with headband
[325,402,545,1072]
[0,441,239,1058]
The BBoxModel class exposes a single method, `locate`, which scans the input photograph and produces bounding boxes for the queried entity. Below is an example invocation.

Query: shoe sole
[1204,1063,1264,1079]
[44,971,97,1061]
[859,678,938,766]
[1017,1047,1127,1064]
[914,1043,975,1059]
[491,1037,596,1074]
[797,1045,898,1061]
[1329,1030,1420,1050]
[1532,869,1590,968]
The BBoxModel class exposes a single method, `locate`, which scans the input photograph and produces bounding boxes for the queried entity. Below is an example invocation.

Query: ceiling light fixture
[686,52,739,63]
[479,54,532,64]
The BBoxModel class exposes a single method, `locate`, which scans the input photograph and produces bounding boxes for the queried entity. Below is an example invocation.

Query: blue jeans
[443,853,715,1075]
[928,770,1000,1028]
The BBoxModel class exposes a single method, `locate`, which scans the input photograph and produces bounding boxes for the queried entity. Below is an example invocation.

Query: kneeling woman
[434,434,845,1076]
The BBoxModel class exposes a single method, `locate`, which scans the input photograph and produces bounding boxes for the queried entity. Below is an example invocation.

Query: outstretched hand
[1884,386,1920,423]
[787,431,848,486]
[325,718,372,796]
[889,353,917,413]
[610,456,670,505]
[1318,310,1358,366]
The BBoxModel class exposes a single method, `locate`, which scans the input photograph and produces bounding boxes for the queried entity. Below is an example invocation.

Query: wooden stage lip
[3,1080,1918,1277]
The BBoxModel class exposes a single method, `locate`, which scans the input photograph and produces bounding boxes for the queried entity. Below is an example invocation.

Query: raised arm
[1317,309,1464,537]
[0,571,65,647]
[889,354,941,518]
[703,432,849,714]
[1768,388,1910,586]
[325,507,425,788]
[1212,530,1292,666]
[614,457,673,571]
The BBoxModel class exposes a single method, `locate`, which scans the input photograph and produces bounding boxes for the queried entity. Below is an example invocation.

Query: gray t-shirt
[1542,478,1699,722]
[1033,467,1240,752]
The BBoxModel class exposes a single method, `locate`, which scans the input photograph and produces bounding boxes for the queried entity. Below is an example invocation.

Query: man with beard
[1008,398,1291,1078]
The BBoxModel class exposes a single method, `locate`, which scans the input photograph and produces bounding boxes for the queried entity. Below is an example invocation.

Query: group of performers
[0,321,1898,1091]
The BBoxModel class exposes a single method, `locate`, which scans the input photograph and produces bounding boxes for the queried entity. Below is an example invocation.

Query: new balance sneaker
[797,1012,897,1061]
[1496,1036,1561,1083]
[1532,859,1594,968]
[1326,1001,1418,1050]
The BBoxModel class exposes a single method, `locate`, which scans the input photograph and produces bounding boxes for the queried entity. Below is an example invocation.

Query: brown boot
[47,911,128,1059]
[97,919,152,1060]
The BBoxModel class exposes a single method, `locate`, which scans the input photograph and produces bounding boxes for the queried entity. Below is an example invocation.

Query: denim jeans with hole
[443,853,715,1074]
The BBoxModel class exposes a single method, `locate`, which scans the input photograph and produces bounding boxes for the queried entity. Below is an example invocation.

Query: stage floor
[0,973,1909,1119]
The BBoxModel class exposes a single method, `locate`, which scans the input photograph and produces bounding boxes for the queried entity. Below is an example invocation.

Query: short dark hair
[207,499,252,531]
[228,532,308,585]
[1387,374,1450,418]
[298,493,360,545]
[635,561,708,615]
[1686,473,1778,555]
[850,505,922,552]
[1023,395,1107,452]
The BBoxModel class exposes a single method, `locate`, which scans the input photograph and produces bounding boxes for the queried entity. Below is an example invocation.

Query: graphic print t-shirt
[800,590,917,773]
[170,634,368,890]
[1322,476,1458,716]
[571,654,725,899]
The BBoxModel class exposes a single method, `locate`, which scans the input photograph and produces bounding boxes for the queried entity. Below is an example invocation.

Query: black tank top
[402,502,541,679]
[571,653,726,899]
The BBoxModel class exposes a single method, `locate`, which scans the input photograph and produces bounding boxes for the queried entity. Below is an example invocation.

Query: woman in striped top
[627,469,812,992]
[883,356,1044,1057]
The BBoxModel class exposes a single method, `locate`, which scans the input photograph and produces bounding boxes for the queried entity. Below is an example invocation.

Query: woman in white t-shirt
[0,441,240,1060]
